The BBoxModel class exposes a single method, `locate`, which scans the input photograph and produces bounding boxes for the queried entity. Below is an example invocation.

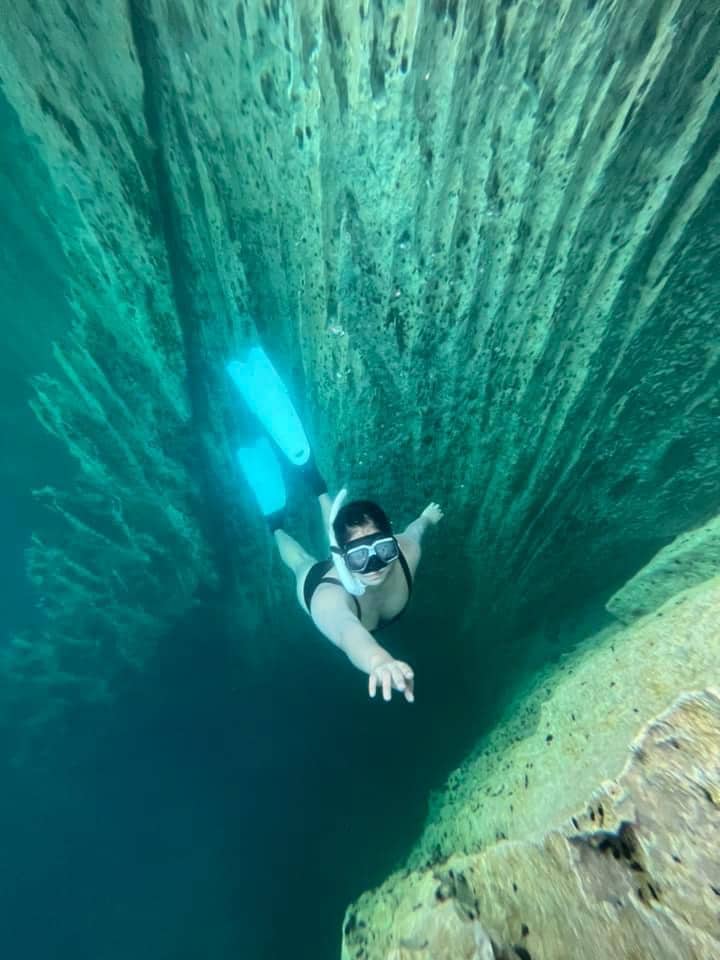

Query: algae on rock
[607,513,720,623]
[343,686,720,960]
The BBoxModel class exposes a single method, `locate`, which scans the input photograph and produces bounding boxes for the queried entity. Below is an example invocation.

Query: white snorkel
[329,488,366,597]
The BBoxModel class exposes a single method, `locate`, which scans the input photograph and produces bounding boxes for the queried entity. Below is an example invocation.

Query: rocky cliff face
[1,0,718,761]
[343,685,720,960]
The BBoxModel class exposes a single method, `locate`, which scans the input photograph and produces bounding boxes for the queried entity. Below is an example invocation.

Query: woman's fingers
[368,662,416,702]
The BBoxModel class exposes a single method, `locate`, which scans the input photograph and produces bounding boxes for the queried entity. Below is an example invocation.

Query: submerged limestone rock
[607,513,720,623]
[410,574,720,862]
[344,566,720,957]
[342,688,720,960]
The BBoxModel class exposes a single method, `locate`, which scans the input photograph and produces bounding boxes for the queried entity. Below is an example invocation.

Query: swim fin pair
[228,347,325,530]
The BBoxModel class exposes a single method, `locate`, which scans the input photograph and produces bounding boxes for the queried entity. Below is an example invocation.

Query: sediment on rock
[607,513,720,624]
[343,688,720,960]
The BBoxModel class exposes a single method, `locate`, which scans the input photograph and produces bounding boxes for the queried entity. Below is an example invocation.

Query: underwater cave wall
[1,0,719,730]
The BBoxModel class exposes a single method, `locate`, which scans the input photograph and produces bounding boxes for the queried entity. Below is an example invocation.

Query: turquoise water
[2,1,719,957]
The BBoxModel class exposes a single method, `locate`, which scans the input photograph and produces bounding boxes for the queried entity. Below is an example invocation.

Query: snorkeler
[228,347,443,703]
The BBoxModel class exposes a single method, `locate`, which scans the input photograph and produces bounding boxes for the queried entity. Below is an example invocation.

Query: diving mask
[341,533,399,574]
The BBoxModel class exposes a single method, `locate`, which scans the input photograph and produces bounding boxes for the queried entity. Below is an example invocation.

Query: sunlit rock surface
[342,687,720,960]
[344,557,720,957]
[408,572,720,862]
[607,513,720,623]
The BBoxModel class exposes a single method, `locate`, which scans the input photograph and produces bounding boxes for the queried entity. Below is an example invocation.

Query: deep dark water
[0,582,492,960]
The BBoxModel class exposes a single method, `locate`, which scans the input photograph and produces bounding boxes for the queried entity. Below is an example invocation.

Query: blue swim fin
[227,347,311,467]
[236,436,286,530]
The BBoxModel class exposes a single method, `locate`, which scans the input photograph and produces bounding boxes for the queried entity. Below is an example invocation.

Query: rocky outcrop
[411,574,720,862]
[342,688,720,960]
[344,568,720,959]
[607,514,720,623]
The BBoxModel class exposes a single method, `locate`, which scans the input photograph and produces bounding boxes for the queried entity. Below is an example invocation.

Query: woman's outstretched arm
[311,589,415,702]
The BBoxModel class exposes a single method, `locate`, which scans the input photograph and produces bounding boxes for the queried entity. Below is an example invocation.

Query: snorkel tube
[329,488,366,597]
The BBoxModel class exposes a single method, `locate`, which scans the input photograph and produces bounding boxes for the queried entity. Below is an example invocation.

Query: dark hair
[333,499,392,547]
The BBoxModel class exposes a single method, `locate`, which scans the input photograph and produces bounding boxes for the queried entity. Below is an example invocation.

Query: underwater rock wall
[213,0,720,641]
[342,687,720,960]
[607,512,720,622]
[342,571,720,959]
[1,0,719,725]
[409,572,720,862]
[0,5,210,722]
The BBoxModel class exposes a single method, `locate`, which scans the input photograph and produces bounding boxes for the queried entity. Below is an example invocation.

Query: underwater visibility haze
[1,1,719,958]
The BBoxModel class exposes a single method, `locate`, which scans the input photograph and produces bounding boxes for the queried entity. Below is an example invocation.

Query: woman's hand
[368,655,415,703]
[420,502,444,525]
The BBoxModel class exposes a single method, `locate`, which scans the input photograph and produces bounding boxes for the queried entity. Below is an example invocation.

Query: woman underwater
[229,347,443,703]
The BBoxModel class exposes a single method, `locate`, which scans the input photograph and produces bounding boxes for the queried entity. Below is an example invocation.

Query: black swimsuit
[303,548,413,632]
